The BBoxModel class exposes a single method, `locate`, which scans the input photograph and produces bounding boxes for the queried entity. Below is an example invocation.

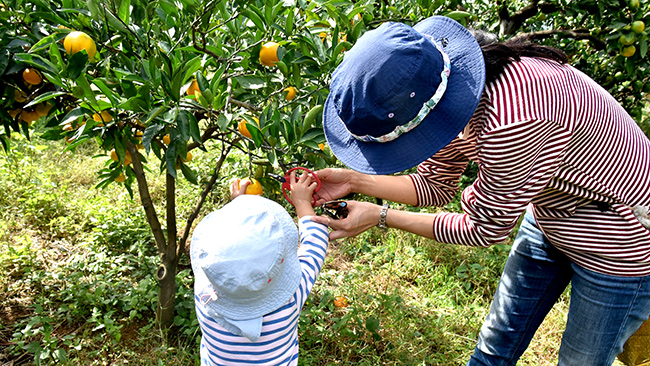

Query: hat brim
[323,16,485,175]
[194,245,301,321]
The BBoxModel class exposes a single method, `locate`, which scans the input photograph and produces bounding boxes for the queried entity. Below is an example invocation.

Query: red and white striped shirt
[409,57,650,277]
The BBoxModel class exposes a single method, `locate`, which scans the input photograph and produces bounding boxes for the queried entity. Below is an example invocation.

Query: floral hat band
[347,38,452,143]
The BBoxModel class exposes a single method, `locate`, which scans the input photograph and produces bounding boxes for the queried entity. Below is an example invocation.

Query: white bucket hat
[190,195,301,326]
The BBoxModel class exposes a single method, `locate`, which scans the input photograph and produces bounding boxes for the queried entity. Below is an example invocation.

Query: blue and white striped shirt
[195,217,329,365]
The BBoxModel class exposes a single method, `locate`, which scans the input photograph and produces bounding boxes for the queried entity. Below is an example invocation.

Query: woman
[313,15,650,365]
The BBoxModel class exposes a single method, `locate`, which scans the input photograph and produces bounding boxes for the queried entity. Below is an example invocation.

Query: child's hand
[230,178,249,201]
[289,171,318,217]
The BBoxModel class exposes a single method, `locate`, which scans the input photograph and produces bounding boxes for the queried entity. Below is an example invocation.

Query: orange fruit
[93,110,113,124]
[186,79,200,96]
[182,151,193,162]
[14,89,27,103]
[318,32,327,41]
[162,134,171,144]
[114,173,126,183]
[283,86,297,101]
[35,102,53,117]
[9,109,21,118]
[259,42,279,67]
[631,21,645,34]
[20,110,40,124]
[109,149,131,165]
[22,68,42,85]
[64,31,97,60]
[334,296,348,308]
[622,45,636,57]
[239,178,263,195]
[318,143,325,151]
[238,117,259,139]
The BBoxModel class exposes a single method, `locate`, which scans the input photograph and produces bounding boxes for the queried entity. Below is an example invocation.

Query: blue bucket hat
[190,195,300,332]
[323,16,485,174]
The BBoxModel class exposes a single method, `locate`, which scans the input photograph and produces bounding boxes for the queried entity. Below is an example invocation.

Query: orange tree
[1,0,648,333]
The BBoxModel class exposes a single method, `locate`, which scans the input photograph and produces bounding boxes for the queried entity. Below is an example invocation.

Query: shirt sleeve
[408,140,470,207]
[433,119,573,246]
[295,217,329,307]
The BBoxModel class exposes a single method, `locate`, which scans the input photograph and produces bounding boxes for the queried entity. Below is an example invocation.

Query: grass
[0,135,574,365]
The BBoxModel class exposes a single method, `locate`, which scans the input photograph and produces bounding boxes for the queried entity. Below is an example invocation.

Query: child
[190,171,329,365]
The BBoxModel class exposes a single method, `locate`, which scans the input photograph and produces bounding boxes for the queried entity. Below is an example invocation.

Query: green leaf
[118,0,131,23]
[303,104,323,129]
[13,53,60,75]
[177,110,191,141]
[365,317,380,332]
[76,74,99,110]
[180,162,198,184]
[242,6,266,31]
[285,8,295,36]
[217,113,230,131]
[66,51,89,80]
[143,123,165,152]
[235,76,266,89]
[92,79,119,106]
[165,143,177,178]
[23,91,67,109]
[29,33,58,54]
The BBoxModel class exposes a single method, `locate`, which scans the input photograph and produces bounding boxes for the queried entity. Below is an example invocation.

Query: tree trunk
[157,172,179,330]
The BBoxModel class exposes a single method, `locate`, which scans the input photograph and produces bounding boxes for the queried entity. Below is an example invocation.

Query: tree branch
[498,0,540,35]
[180,142,234,257]
[518,29,607,50]
[126,141,166,254]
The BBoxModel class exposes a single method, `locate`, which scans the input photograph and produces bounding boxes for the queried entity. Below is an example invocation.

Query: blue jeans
[467,211,650,366]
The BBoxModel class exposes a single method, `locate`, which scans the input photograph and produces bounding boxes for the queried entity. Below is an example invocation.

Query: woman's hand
[313,168,357,205]
[311,200,382,240]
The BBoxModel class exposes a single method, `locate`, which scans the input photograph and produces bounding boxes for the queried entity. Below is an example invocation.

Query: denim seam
[506,274,567,365]
[606,278,645,361]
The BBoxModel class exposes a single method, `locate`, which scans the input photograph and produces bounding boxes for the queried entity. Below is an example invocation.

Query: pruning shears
[269,167,322,206]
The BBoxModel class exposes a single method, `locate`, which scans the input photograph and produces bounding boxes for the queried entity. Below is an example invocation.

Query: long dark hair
[471,30,569,85]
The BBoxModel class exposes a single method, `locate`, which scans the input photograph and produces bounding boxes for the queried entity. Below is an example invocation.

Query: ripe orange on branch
[238,117,259,139]
[109,149,132,165]
[239,178,263,195]
[93,110,113,124]
[186,79,200,96]
[259,42,279,67]
[64,31,97,60]
[283,86,297,101]
[22,68,42,85]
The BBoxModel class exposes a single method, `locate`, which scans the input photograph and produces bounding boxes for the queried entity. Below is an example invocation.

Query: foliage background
[1,0,648,364]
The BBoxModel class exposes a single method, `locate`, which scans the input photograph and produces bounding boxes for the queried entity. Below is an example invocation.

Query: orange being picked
[239,178,263,195]
[64,31,97,60]
[334,296,348,308]
[22,68,42,85]
[259,41,279,67]
[283,86,297,101]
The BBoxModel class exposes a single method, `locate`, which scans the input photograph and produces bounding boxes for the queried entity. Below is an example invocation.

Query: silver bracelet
[378,202,389,229]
